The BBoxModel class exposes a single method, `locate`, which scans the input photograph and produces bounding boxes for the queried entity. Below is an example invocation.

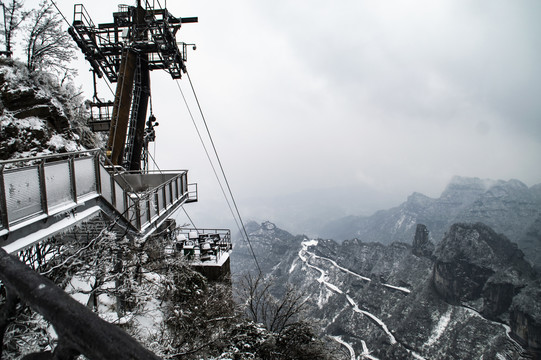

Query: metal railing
[0,247,160,359]
[73,3,95,29]
[0,150,195,245]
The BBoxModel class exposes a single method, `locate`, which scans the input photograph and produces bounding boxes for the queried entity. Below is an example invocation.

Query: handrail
[0,149,196,249]
[0,148,100,166]
[73,4,95,29]
[0,248,160,359]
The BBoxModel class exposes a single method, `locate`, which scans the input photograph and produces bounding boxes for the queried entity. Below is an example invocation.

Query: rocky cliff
[0,58,100,160]
[432,223,540,354]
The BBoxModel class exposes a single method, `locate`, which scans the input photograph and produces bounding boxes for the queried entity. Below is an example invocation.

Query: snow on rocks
[424,307,452,348]
[330,335,356,360]
[298,239,398,346]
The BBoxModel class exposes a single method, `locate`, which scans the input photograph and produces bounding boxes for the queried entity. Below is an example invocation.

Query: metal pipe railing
[0,247,160,359]
[0,150,193,235]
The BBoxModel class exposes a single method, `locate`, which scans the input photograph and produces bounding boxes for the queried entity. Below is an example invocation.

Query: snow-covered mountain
[234,221,541,359]
[320,176,541,268]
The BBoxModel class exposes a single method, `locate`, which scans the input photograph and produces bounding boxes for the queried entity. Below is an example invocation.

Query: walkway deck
[0,150,197,253]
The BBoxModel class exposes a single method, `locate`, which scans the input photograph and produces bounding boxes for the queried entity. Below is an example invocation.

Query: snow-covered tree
[23,0,75,75]
[1,0,28,56]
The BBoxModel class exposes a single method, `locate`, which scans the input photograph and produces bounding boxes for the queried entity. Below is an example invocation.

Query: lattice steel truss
[69,2,197,83]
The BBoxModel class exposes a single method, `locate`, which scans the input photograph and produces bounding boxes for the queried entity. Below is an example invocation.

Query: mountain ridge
[320,176,541,268]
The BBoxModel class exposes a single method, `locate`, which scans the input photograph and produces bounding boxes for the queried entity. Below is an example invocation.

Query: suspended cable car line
[144,135,197,231]
[102,78,116,97]
[181,205,198,231]
[147,144,161,172]
[174,79,243,238]
[175,78,262,275]
[49,0,70,27]
[185,71,262,275]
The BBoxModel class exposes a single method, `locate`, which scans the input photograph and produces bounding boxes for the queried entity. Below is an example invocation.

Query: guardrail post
[135,201,141,230]
[94,153,102,195]
[38,160,49,215]
[69,156,78,204]
[0,165,9,230]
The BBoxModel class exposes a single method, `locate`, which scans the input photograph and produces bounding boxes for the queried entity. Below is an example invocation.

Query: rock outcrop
[432,222,540,355]
[0,58,100,160]
[412,224,434,259]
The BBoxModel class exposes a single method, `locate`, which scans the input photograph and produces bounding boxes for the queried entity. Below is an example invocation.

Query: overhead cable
[185,71,262,275]
[175,77,262,275]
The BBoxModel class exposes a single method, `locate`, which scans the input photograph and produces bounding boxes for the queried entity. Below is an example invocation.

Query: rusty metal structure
[69,0,197,171]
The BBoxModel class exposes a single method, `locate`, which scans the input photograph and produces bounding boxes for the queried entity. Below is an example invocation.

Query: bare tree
[24,0,75,74]
[1,0,28,56]
[237,272,308,334]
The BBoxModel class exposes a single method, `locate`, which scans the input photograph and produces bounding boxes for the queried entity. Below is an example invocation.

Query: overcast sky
[48,0,541,229]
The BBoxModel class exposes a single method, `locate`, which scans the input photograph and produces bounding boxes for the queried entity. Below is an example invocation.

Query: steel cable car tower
[69,0,197,171]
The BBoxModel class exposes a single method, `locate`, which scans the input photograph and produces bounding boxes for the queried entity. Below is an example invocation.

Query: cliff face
[0,59,100,160]
[412,224,434,259]
[432,223,540,354]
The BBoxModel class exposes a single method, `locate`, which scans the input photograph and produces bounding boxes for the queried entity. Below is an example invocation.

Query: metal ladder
[123,56,143,169]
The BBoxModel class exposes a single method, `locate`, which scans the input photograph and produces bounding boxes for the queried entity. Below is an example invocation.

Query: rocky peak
[404,192,434,210]
[434,222,526,268]
[439,176,493,204]
[411,224,435,259]
[432,222,539,353]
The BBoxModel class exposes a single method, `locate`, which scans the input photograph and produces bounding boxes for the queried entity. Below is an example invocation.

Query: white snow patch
[288,259,297,274]
[132,297,164,340]
[48,134,79,152]
[396,214,407,229]
[302,239,318,248]
[409,350,427,360]
[381,283,411,294]
[360,339,380,360]
[425,307,452,348]
[12,116,46,130]
[65,274,94,306]
[330,336,356,360]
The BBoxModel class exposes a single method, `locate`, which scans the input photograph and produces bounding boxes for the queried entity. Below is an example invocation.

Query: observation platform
[0,149,197,254]
[165,228,232,281]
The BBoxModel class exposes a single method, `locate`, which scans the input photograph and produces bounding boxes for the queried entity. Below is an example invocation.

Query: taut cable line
[175,77,261,275]
[185,71,262,275]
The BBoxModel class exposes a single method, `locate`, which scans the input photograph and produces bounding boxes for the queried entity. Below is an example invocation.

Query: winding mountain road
[298,239,426,360]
